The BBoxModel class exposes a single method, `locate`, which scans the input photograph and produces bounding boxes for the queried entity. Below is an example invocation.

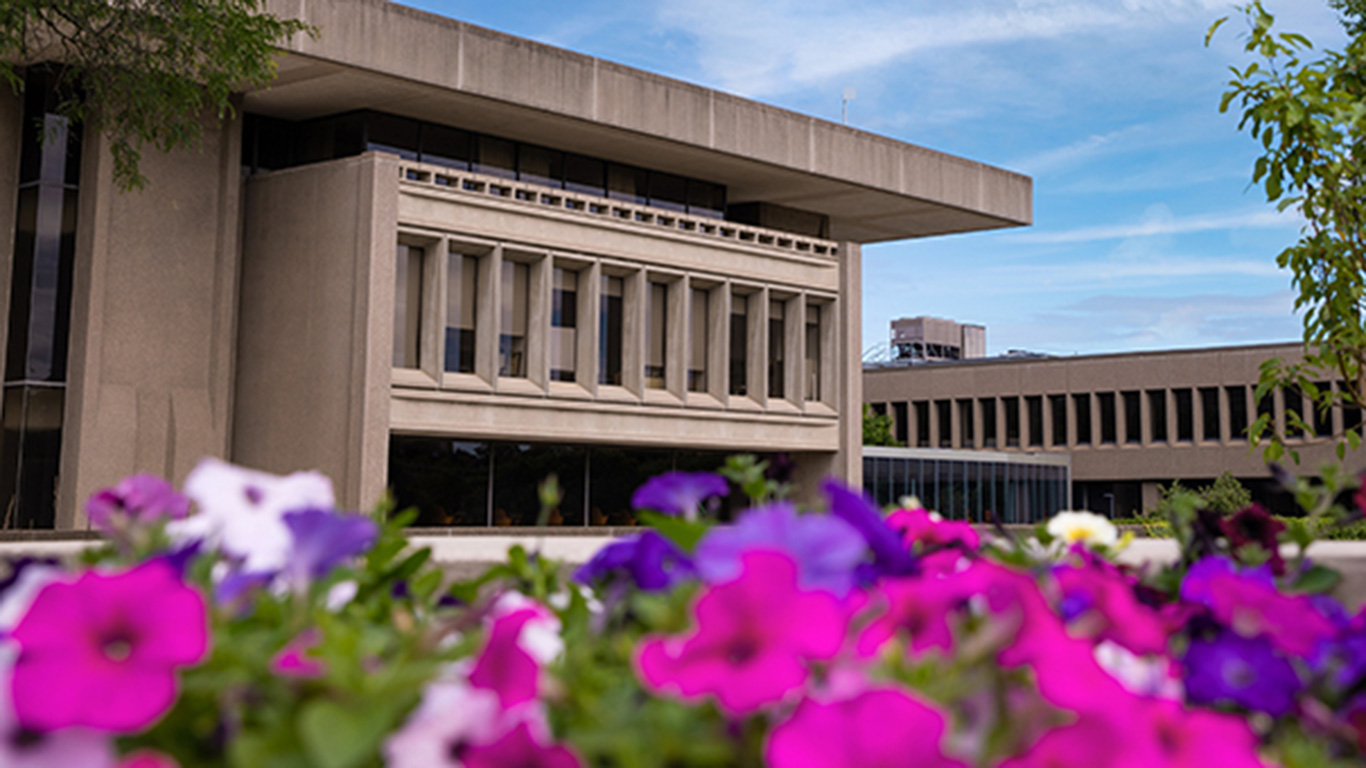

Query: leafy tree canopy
[1209,2,1366,462]
[0,0,313,189]
[863,405,900,447]
[1330,0,1366,38]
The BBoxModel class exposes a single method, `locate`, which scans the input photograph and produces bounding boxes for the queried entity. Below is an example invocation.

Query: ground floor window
[862,449,1070,524]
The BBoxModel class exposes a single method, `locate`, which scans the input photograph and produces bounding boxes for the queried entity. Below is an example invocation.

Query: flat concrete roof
[864,341,1303,375]
[255,0,1031,244]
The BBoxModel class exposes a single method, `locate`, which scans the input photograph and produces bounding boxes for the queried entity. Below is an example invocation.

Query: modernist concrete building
[0,0,1031,529]
[865,342,1366,518]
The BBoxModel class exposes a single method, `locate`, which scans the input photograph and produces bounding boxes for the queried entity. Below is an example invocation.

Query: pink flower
[462,722,582,768]
[635,551,847,715]
[271,629,326,678]
[767,687,968,768]
[0,657,116,768]
[470,609,548,709]
[855,576,961,658]
[1203,570,1336,656]
[117,750,181,768]
[384,679,505,768]
[1053,563,1169,656]
[10,561,209,732]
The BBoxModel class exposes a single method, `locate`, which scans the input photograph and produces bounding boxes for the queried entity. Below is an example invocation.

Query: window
[1284,387,1304,438]
[914,401,930,447]
[1026,396,1043,447]
[980,398,998,448]
[549,268,577,382]
[1200,387,1220,441]
[1175,388,1194,442]
[499,261,529,377]
[893,402,908,445]
[473,135,516,179]
[599,275,624,386]
[607,164,648,205]
[1049,394,1067,446]
[1256,390,1274,434]
[1004,397,1020,448]
[1226,386,1248,441]
[645,282,668,389]
[1314,381,1333,437]
[1073,393,1091,445]
[1122,391,1140,444]
[366,113,420,160]
[936,400,952,448]
[1146,390,1167,442]
[688,288,708,392]
[444,252,478,374]
[394,244,423,369]
[1345,401,1364,437]
[1098,392,1116,444]
[421,124,471,170]
[518,144,563,188]
[650,171,688,212]
[959,399,975,448]
[564,154,605,197]
[768,299,786,398]
[729,294,748,397]
[805,304,822,401]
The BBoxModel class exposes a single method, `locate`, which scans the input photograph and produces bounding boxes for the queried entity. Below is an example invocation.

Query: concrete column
[61,108,245,527]
[666,275,687,398]
[476,245,501,384]
[751,286,769,407]
[0,84,21,387]
[580,261,601,394]
[623,268,646,395]
[836,242,861,485]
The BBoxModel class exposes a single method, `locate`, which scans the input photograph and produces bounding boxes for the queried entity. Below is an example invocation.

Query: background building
[0,0,1031,529]
[866,333,1366,518]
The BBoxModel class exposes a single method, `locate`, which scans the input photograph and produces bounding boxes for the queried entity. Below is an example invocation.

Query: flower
[766,687,967,768]
[462,721,582,768]
[630,471,728,519]
[172,458,335,573]
[1183,632,1302,716]
[855,576,961,658]
[694,502,867,597]
[384,678,505,768]
[886,507,979,576]
[281,508,379,585]
[1045,511,1118,549]
[822,480,916,580]
[9,561,209,732]
[0,650,116,768]
[1182,556,1335,656]
[87,474,190,532]
[117,751,181,768]
[470,605,557,708]
[635,551,847,715]
[1093,641,1182,699]
[1053,563,1169,656]
[573,531,695,592]
[271,629,326,678]
[1221,504,1286,575]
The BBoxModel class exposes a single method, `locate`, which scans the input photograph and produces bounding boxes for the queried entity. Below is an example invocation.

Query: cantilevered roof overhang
[254,0,1032,244]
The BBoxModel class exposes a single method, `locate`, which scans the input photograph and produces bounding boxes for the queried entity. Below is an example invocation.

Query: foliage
[861,404,900,446]
[1209,2,1366,462]
[0,0,313,190]
[1330,0,1366,39]
[1144,472,1252,519]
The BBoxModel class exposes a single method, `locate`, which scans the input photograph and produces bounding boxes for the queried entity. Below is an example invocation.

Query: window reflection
[646,282,668,389]
[805,304,821,401]
[393,244,423,369]
[689,288,708,392]
[599,275,623,386]
[768,299,785,399]
[444,252,477,374]
[550,267,577,382]
[729,294,748,397]
[499,261,529,378]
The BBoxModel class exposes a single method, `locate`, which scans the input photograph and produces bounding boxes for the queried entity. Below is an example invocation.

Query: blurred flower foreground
[3,456,1366,768]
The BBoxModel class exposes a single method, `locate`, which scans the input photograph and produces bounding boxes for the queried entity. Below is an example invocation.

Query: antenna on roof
[842,87,856,126]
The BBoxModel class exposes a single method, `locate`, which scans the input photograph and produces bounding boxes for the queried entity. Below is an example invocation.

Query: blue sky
[402,0,1349,357]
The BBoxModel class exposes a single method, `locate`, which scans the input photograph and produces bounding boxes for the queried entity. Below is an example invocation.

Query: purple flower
[574,531,695,592]
[86,474,189,532]
[1179,555,1273,606]
[694,502,867,597]
[631,472,729,520]
[1184,632,1302,716]
[283,508,379,583]
[821,480,916,580]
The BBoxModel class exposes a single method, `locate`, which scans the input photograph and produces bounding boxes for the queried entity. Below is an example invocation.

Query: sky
[401,0,1350,358]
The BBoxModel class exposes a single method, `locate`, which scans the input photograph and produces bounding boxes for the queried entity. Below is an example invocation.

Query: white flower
[169,458,335,573]
[1094,641,1183,700]
[1046,510,1119,549]
[383,679,503,768]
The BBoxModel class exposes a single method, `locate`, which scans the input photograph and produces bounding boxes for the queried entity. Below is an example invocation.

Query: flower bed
[2,458,1364,767]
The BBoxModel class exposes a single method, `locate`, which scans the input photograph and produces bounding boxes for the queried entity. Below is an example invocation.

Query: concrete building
[887,316,986,363]
[865,341,1366,519]
[0,0,1031,530]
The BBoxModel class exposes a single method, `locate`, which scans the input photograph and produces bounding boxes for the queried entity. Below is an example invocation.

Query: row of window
[394,235,835,406]
[873,384,1365,450]
[862,454,1070,524]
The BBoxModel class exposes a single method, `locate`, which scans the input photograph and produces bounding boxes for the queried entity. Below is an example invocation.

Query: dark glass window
[492,443,585,526]
[1098,392,1117,444]
[729,294,748,396]
[590,447,676,526]
[564,154,605,197]
[1284,387,1305,438]
[422,124,471,170]
[959,399,975,448]
[518,144,563,188]
[768,300,785,399]
[649,171,688,212]
[608,164,649,204]
[893,402,908,446]
[688,288,708,393]
[1122,391,1141,444]
[393,244,423,369]
[1026,396,1043,447]
[599,276,624,386]
[936,400,952,448]
[444,252,477,374]
[645,282,667,389]
[1175,389,1194,442]
[389,437,490,526]
[550,268,578,382]
[980,398,997,448]
[871,402,887,417]
[1148,390,1168,442]
[1345,402,1364,437]
[473,135,516,179]
[1256,389,1275,435]
[1226,386,1247,441]
[687,180,726,219]
[914,401,930,448]
[1004,397,1020,448]
[365,113,420,160]
[1073,393,1091,445]
[1200,387,1220,441]
[1314,381,1333,437]
[1049,394,1067,446]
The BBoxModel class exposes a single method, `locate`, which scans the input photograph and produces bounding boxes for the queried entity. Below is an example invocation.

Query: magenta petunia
[469,609,546,709]
[1053,563,1169,656]
[271,628,326,678]
[117,751,181,768]
[1184,558,1336,656]
[462,721,583,768]
[635,551,847,715]
[855,576,961,658]
[9,561,209,732]
[87,474,190,532]
[766,687,968,768]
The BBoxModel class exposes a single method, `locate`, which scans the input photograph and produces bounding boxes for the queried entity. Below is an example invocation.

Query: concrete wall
[235,152,397,509]
[60,110,244,527]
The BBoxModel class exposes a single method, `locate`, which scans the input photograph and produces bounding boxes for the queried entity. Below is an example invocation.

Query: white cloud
[1009,208,1299,244]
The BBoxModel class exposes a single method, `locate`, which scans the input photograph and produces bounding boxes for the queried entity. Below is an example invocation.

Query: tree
[1209,3,1366,462]
[0,0,312,190]
[862,405,901,447]
[1330,0,1366,38]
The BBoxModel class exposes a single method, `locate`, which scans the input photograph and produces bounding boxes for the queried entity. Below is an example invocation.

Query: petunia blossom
[630,471,729,520]
[1053,563,1169,656]
[271,628,326,678]
[469,602,562,709]
[766,687,967,768]
[1182,556,1335,656]
[855,576,962,658]
[822,480,917,580]
[635,551,847,715]
[383,678,505,768]
[462,721,583,768]
[9,561,209,732]
[87,474,190,532]
[117,751,181,768]
[0,651,116,768]
[281,508,379,587]
[1183,632,1302,716]
[573,531,695,592]
[694,502,867,597]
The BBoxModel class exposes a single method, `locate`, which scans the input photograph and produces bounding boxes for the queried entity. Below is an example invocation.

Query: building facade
[865,342,1366,518]
[0,0,1031,529]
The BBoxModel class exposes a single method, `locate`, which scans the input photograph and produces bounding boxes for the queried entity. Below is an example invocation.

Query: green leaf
[637,510,712,552]
[1205,15,1229,47]
[1292,564,1342,595]
[298,700,394,768]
